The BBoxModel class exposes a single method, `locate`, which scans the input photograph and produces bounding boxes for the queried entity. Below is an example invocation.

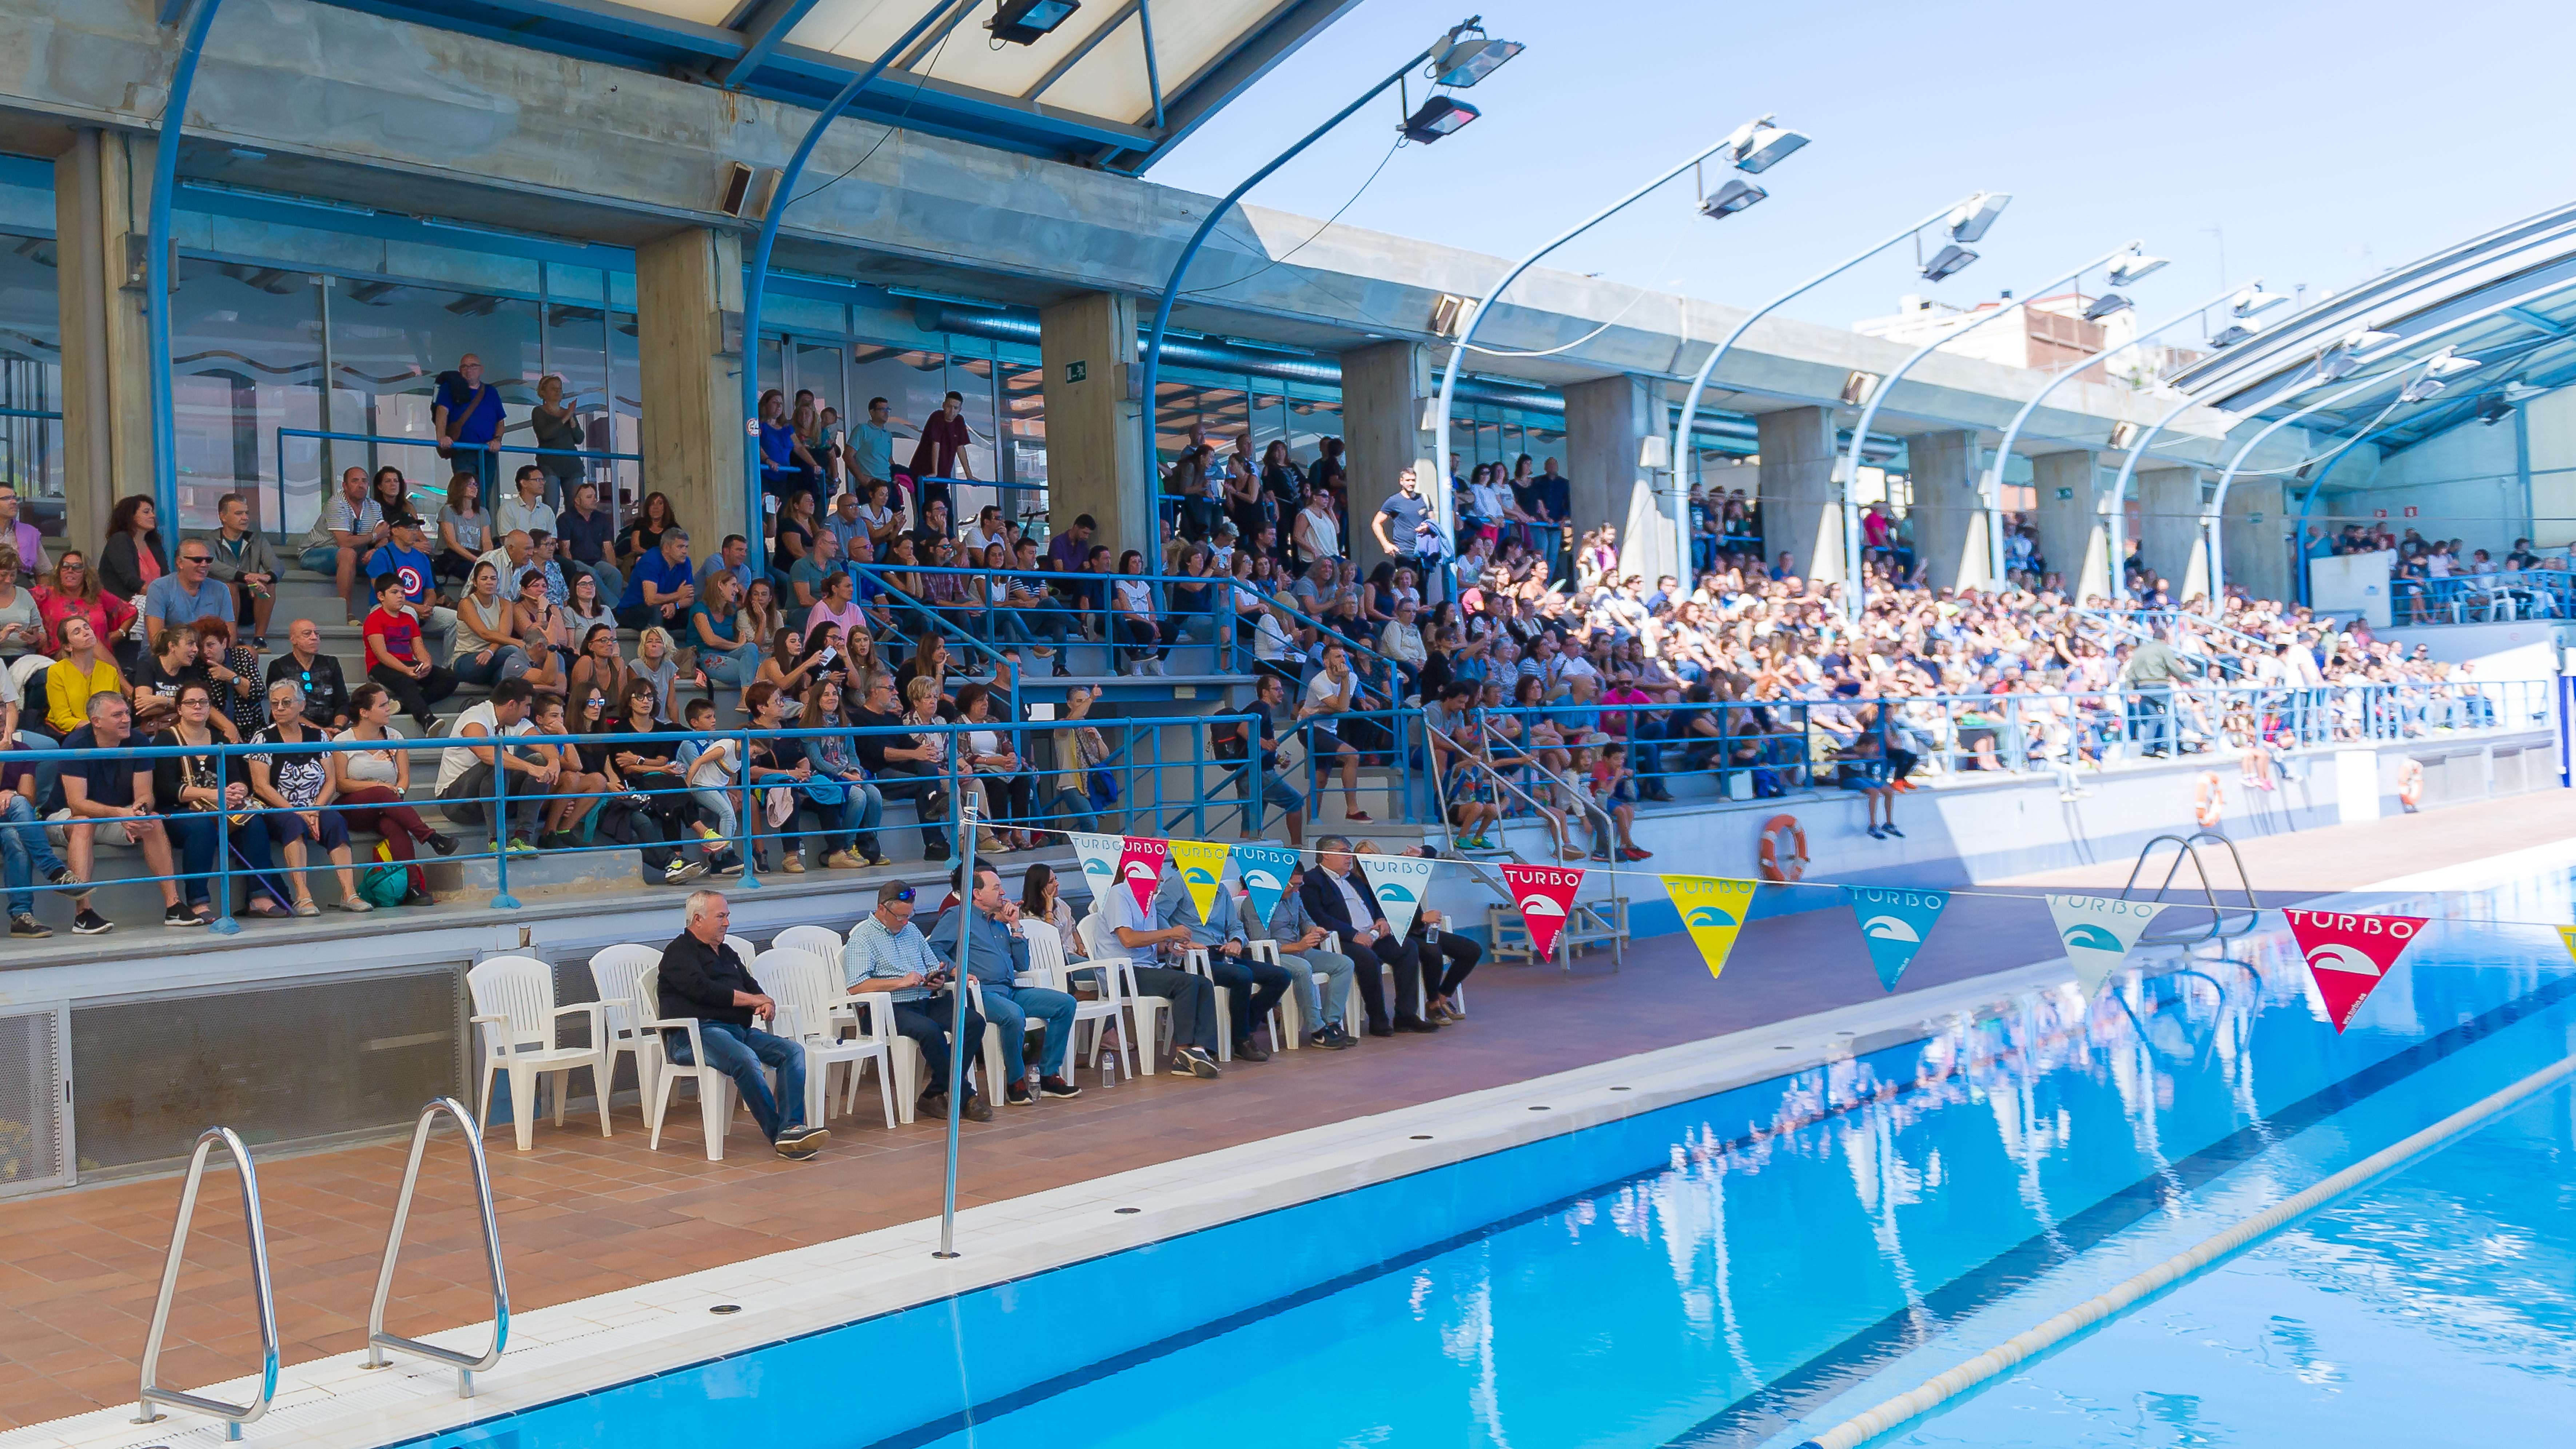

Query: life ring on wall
[2192,772,2224,829]
[1758,814,1808,882]
[2398,758,2424,813]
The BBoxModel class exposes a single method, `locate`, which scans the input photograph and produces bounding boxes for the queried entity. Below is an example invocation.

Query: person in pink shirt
[1598,672,1672,800]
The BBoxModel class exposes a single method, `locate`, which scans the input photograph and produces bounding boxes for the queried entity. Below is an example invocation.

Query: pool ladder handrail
[362,1096,510,1397]
[2120,829,2261,946]
[135,1126,280,1441]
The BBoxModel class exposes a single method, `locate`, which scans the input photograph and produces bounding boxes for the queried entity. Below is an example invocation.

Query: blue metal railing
[271,426,643,538]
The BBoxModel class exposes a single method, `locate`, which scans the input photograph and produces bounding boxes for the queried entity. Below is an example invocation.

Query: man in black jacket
[1296,835,1434,1037]
[264,618,351,728]
[655,889,827,1159]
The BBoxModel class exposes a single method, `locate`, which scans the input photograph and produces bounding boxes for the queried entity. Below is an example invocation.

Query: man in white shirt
[431,678,552,850]
[494,466,557,543]
[477,530,537,602]
[1299,640,1367,823]
[960,505,1008,557]
[1091,869,1227,1078]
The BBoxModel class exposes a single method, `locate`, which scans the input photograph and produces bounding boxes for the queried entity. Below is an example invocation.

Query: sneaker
[704,853,742,877]
[1346,809,1373,823]
[505,837,537,855]
[537,831,579,851]
[45,867,75,888]
[1233,1040,1271,1063]
[426,832,460,857]
[10,912,49,938]
[962,1092,995,1122]
[664,858,708,885]
[1620,845,1653,862]
[1038,1075,1082,1099]
[1883,824,1906,839]
[165,904,206,928]
[775,1140,820,1162]
[822,850,865,870]
[1005,1082,1034,1106]
[780,854,807,874]
[71,908,111,936]
[1178,1047,1223,1079]
[1309,1028,1354,1051]
[777,1124,829,1152]
[864,849,892,867]
[1866,825,1886,840]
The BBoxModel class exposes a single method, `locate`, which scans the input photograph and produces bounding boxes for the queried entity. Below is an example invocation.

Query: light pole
[2099,282,2291,599]
[1836,240,2147,616]
[1664,191,1995,598]
[1433,115,1807,553]
[738,0,959,550]
[147,0,226,535]
[1139,19,1518,543]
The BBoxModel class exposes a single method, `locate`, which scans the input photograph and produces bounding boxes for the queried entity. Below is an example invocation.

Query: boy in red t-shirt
[363,574,458,731]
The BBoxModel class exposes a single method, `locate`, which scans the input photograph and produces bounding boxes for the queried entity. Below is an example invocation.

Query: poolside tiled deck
[0,792,2560,1431]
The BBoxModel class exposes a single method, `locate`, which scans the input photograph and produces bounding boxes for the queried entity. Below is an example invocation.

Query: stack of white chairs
[467,954,612,1152]
[587,943,668,1114]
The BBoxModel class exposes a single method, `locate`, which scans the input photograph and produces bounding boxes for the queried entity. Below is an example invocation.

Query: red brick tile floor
[1,793,2560,1429]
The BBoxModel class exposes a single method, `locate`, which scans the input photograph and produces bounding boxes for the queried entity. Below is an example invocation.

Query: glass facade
[0,237,63,534]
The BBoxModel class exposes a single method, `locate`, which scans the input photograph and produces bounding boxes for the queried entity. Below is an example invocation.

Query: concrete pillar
[1339,340,1432,586]
[1039,291,1144,562]
[2031,450,2107,602]
[1563,373,1671,581]
[1907,429,1989,591]
[2221,477,2288,603]
[634,227,747,551]
[2137,467,2209,602]
[1755,406,1840,585]
[55,130,156,549]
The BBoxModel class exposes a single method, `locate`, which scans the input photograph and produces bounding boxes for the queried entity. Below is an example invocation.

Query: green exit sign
[1064,360,1087,384]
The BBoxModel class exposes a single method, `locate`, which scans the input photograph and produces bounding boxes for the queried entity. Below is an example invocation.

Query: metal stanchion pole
[490,741,520,911]
[935,791,979,1260]
[735,728,762,890]
[209,751,240,935]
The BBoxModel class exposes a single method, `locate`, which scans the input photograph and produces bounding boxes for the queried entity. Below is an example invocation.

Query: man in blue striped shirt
[844,879,991,1122]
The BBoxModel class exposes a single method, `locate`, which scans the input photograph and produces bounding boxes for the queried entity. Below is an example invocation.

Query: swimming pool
[395,865,2576,1449]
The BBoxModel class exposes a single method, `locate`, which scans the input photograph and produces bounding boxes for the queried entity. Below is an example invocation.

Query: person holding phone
[843,879,991,1122]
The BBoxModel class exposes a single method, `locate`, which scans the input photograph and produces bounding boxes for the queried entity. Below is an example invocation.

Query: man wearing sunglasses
[844,877,992,1122]
[262,618,351,729]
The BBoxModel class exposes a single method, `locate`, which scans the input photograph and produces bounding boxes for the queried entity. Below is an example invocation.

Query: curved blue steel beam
[148,0,223,534]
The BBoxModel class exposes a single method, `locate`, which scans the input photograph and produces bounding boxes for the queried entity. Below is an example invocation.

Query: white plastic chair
[759,947,896,1131]
[1026,926,1126,1083]
[1077,909,1172,1076]
[467,954,612,1152]
[636,964,742,1160]
[1181,942,1290,1061]
[773,923,846,962]
[588,942,667,1112]
[724,933,757,964]
[1248,937,1369,1046]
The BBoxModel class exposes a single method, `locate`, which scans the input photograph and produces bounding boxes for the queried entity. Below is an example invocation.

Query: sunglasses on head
[888,887,916,904]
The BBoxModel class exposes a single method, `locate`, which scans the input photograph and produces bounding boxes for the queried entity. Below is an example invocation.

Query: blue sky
[1154,0,2576,338]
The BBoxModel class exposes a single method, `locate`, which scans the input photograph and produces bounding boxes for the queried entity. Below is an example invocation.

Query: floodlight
[1699,178,1768,219]
[2109,421,2139,450]
[2209,324,2258,347]
[1401,95,1480,143]
[1732,124,1809,174]
[1840,370,1881,406]
[1639,435,1671,469]
[2476,398,2515,425]
[988,0,1079,45]
[2503,381,2551,403]
[1431,33,1523,87]
[2400,377,2445,405]
[2343,327,2399,352]
[1947,192,2011,243]
[2230,285,2290,318]
[2081,293,2132,323]
[2426,350,2481,378]
[2107,254,2170,288]
[2318,350,2361,382]
[1920,243,1978,282]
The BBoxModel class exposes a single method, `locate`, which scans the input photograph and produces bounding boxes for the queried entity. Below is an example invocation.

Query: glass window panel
[0,237,64,533]
[541,269,617,503]
[320,275,540,522]
[171,261,322,534]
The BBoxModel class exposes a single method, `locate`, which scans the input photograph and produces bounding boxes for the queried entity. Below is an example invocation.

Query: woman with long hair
[563,568,614,642]
[799,675,886,866]
[955,682,1032,852]
[194,617,263,739]
[435,473,486,584]
[756,624,827,712]
[566,624,629,712]
[690,568,763,703]
[454,560,529,688]
[1020,860,1080,960]
[1111,548,1163,674]
[633,626,681,722]
[606,676,698,873]
[369,466,413,526]
[330,685,448,904]
[33,549,135,658]
[156,681,291,920]
[538,683,624,849]
[771,485,820,583]
[97,494,166,604]
[618,490,678,569]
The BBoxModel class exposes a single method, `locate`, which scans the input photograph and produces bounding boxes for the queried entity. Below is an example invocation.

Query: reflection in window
[0,238,62,533]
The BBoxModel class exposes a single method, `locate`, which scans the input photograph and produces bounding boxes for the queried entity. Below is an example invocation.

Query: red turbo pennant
[1116,836,1170,915]
[1500,863,1585,961]
[2282,908,2428,1032]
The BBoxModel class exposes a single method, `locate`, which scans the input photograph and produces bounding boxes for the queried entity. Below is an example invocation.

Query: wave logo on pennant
[1067,832,1124,893]
[1357,853,1437,939]
[2284,908,2427,1032]
[1500,863,1584,961]
[1167,839,1233,926]
[2044,894,2167,998]
[1234,842,1302,930]
[1116,836,1170,914]
[1661,875,1758,981]
[1843,886,1948,993]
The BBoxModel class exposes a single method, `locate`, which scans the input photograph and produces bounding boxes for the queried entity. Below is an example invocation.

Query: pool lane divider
[1791,1049,2576,1449]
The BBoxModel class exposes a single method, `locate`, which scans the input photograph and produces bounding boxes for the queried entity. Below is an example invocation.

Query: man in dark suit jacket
[1297,835,1434,1036]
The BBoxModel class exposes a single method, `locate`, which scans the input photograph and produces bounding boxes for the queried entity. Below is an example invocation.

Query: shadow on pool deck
[0,792,2563,1430]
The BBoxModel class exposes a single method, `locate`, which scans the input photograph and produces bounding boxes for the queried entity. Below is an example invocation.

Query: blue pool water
[408,867,2576,1449]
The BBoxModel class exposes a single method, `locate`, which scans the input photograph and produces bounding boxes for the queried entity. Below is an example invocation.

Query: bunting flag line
[1662,875,1759,981]
[1234,842,1302,929]
[1843,886,1949,993]
[2284,908,2428,1032]
[1115,836,1170,914]
[2046,894,2168,998]
[1168,839,1233,925]
[1501,863,1585,962]
[1066,832,1123,900]
[1357,853,1438,939]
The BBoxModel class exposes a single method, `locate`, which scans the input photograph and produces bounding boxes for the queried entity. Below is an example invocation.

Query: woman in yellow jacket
[43,616,127,738]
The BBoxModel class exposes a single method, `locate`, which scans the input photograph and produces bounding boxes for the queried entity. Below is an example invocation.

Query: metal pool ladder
[135,1127,280,1441]
[2122,829,2262,948]
[363,1096,510,1397]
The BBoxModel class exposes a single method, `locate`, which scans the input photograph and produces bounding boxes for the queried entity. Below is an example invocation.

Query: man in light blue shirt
[843,880,990,1120]
[143,539,232,650]
[926,863,1082,1103]
[852,397,897,494]
[1151,862,1292,1062]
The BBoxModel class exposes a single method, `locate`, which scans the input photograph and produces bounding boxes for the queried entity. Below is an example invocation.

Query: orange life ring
[2398,758,2424,811]
[2192,771,2223,829]
[1758,813,1807,882]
